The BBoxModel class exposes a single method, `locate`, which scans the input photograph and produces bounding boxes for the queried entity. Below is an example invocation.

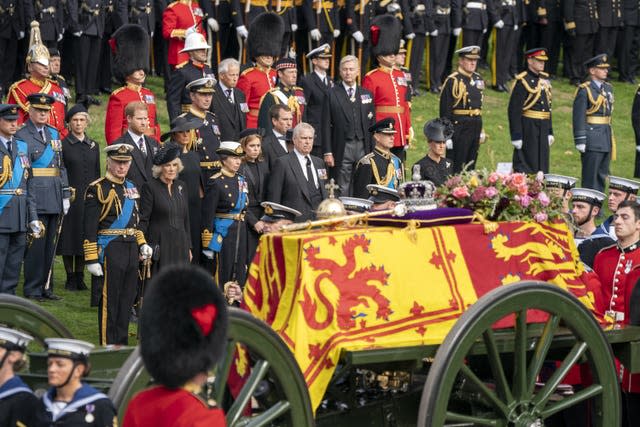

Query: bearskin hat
[370,15,402,57]
[248,12,285,59]
[110,24,150,84]
[139,265,229,389]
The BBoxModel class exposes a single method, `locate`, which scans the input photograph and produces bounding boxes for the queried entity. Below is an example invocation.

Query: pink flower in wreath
[516,194,532,207]
[471,186,487,202]
[534,211,548,222]
[452,186,470,199]
[510,173,527,188]
[485,186,498,198]
[488,172,502,184]
[538,191,551,207]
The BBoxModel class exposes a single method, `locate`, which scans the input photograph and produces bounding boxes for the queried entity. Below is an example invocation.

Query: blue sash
[96,180,135,263]
[208,175,247,252]
[31,126,59,169]
[389,156,402,189]
[0,140,28,214]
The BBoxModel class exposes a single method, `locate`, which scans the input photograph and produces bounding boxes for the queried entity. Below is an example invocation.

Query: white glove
[479,131,486,144]
[236,25,248,39]
[333,29,340,38]
[576,144,586,153]
[405,32,415,40]
[514,24,519,31]
[140,244,153,260]
[291,23,298,32]
[636,146,640,153]
[202,249,214,259]
[28,220,42,235]
[310,28,322,41]
[511,139,523,150]
[62,198,70,215]
[429,30,438,37]
[453,27,462,36]
[548,135,555,146]
[73,31,82,37]
[87,263,103,277]
[208,18,219,32]
[57,33,63,42]
[494,19,504,29]
[414,4,426,12]
[18,31,24,40]
[185,26,197,37]
[445,139,453,150]
[150,31,154,38]
[387,2,401,13]
[482,28,487,34]
[352,30,364,43]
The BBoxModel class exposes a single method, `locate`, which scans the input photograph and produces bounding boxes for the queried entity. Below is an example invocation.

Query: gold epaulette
[240,67,255,76]
[175,60,189,69]
[294,86,303,91]
[364,68,377,77]
[515,71,528,81]
[210,172,223,180]
[88,177,105,186]
[357,152,374,166]
[167,1,179,7]
[57,75,66,82]
[111,86,126,95]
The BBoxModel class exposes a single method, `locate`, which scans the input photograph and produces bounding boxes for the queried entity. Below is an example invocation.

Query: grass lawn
[15,69,640,345]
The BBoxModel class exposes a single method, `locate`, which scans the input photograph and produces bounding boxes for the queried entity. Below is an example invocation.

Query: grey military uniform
[573,79,613,192]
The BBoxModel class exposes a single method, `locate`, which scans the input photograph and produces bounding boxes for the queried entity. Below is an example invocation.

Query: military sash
[0,140,28,214]
[389,156,402,189]
[97,180,136,263]
[208,176,247,253]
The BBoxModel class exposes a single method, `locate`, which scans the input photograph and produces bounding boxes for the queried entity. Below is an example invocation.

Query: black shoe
[493,84,507,93]
[99,87,112,95]
[42,292,62,301]
[75,272,88,291]
[430,87,440,94]
[89,96,102,106]
[64,274,77,291]
[412,89,421,97]
[26,295,44,302]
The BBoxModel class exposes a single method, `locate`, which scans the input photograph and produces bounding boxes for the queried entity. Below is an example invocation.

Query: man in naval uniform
[597,176,640,240]
[571,187,613,269]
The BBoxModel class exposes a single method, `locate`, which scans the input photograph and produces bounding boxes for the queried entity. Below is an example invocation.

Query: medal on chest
[51,139,62,152]
[625,259,633,274]
[84,404,95,423]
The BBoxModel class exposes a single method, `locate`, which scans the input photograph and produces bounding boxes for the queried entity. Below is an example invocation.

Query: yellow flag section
[244,221,594,411]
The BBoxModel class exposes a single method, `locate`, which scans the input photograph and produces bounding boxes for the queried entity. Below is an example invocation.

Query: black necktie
[39,129,46,142]
[347,87,354,100]
[226,89,234,104]
[305,156,317,189]
[6,138,11,157]
[138,138,147,156]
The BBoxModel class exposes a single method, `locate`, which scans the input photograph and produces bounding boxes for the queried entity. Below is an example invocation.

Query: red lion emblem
[300,234,392,330]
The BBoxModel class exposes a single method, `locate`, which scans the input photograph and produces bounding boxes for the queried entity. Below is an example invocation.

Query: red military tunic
[592,241,640,392]
[162,0,206,66]
[105,83,162,144]
[7,77,68,138]
[237,65,277,129]
[123,386,226,427]
[362,65,411,149]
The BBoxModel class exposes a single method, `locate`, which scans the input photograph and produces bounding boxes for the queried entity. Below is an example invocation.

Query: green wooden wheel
[417,281,620,427]
[109,307,315,426]
[0,294,73,344]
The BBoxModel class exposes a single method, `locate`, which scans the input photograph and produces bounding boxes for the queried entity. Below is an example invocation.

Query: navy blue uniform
[35,383,117,426]
[0,376,39,427]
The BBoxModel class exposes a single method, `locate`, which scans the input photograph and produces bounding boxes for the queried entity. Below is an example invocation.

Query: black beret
[65,103,88,123]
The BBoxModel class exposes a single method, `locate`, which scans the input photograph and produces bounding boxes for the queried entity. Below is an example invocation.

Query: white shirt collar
[342,81,356,92]
[127,129,144,143]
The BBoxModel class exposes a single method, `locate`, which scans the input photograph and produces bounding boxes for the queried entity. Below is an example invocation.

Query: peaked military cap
[186,77,217,93]
[525,48,548,61]
[339,197,373,213]
[367,184,400,203]
[456,45,481,59]
[368,117,396,134]
[27,93,55,110]
[261,201,302,222]
[609,176,640,194]
[544,174,577,190]
[584,53,610,69]
[45,338,94,362]
[0,327,33,351]
[571,188,606,206]
[217,141,244,156]
[307,43,332,59]
[105,143,134,161]
[0,104,19,121]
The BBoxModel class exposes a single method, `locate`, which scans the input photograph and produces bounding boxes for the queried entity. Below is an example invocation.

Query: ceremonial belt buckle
[605,310,625,322]
[0,189,23,195]
[452,108,481,117]
[586,116,611,125]
[216,212,246,221]
[465,1,486,9]
[272,0,294,7]
[32,167,60,177]
[522,110,550,120]
[436,6,450,14]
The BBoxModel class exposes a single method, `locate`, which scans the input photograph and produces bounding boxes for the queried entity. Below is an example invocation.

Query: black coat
[267,151,328,222]
[35,384,117,427]
[240,159,269,263]
[262,131,289,171]
[113,132,160,189]
[322,83,375,178]
[58,134,101,255]
[301,72,332,147]
[178,149,203,264]
[0,377,39,427]
[211,83,247,142]
[139,177,191,273]
[0,0,30,39]
[166,61,215,121]
[31,0,65,41]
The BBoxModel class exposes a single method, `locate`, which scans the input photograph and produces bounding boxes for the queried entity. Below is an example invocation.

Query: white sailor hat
[367,184,400,203]
[609,176,640,194]
[339,197,373,213]
[261,201,302,222]
[0,327,33,351]
[216,141,244,156]
[544,174,577,190]
[45,338,94,361]
[571,187,606,206]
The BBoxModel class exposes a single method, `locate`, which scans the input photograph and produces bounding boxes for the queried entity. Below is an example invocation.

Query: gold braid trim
[0,156,12,188]
[517,75,543,111]
[576,83,607,115]
[450,76,467,108]
[371,159,395,187]
[96,184,122,223]
[287,94,302,123]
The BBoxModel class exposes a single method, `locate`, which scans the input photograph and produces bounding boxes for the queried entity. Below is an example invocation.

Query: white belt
[606,310,625,322]
[466,2,486,9]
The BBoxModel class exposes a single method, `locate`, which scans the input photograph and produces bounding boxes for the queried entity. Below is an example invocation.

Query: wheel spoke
[540,384,603,419]
[242,401,291,427]
[446,410,500,426]
[531,341,587,410]
[214,338,237,404]
[513,309,528,400]
[482,329,514,405]
[227,359,270,426]
[460,364,510,416]
[527,314,561,396]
